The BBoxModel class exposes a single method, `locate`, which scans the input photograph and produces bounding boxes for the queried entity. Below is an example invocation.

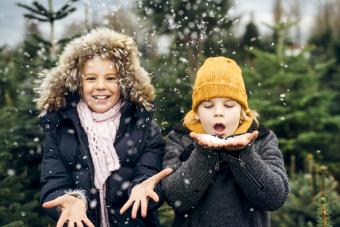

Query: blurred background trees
[0,0,339,226]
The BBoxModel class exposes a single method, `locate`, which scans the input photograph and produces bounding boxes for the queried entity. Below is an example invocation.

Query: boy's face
[195,97,241,138]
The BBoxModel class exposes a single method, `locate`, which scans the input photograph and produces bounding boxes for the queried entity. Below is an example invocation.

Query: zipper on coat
[239,159,264,190]
[226,151,264,190]
[76,130,101,225]
[194,154,219,192]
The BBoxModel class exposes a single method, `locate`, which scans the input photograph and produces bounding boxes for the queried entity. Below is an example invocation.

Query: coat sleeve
[40,126,74,220]
[128,120,165,211]
[162,130,218,213]
[220,130,289,211]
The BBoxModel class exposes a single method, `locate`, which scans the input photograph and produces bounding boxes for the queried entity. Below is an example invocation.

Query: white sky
[0,0,317,47]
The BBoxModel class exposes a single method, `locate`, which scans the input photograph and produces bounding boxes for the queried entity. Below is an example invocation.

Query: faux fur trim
[64,189,88,208]
[35,28,155,114]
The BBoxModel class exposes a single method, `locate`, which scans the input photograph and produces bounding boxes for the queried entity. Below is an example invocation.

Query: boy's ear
[194,112,200,121]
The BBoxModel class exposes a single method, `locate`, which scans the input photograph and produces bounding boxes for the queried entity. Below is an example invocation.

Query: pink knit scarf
[77,100,122,189]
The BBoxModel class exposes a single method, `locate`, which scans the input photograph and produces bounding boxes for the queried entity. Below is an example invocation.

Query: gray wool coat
[163,123,289,227]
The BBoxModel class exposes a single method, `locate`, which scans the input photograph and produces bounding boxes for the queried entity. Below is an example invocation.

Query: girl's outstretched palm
[120,168,173,219]
[42,194,94,227]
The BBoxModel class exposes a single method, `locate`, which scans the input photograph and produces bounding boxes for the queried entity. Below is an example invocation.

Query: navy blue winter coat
[40,98,165,226]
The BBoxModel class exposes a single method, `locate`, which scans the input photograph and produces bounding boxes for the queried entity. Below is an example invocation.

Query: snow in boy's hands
[190,131,259,150]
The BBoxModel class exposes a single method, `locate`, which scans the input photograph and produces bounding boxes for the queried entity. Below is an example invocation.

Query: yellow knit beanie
[183,56,254,134]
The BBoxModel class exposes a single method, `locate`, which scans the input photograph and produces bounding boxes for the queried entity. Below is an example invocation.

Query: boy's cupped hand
[190,130,259,150]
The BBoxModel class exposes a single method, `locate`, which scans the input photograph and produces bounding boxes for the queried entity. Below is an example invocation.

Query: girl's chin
[89,102,116,113]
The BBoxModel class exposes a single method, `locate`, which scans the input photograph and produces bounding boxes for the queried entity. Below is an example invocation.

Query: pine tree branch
[32,1,48,16]
[59,3,72,12]
[32,34,52,47]
[54,12,69,20]
[17,3,47,17]
[23,14,49,22]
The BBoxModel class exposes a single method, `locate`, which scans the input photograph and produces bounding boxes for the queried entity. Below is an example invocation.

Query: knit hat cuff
[192,82,248,111]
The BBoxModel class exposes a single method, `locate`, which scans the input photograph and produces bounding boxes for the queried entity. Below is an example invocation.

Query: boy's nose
[214,113,223,117]
[214,106,224,117]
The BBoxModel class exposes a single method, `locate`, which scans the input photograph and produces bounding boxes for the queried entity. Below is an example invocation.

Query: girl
[163,57,289,226]
[36,28,171,227]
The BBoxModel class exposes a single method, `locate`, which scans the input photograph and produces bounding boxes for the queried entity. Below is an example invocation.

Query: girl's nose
[96,78,106,90]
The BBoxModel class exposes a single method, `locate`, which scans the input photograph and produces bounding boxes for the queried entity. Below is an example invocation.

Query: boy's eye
[224,101,236,107]
[224,103,234,107]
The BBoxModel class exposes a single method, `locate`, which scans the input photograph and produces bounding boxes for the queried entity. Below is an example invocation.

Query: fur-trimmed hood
[35,28,155,115]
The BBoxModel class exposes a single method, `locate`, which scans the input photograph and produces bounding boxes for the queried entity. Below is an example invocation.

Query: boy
[163,57,289,226]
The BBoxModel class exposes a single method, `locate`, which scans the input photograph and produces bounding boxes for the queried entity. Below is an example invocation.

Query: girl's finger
[149,168,173,184]
[141,198,148,218]
[120,199,134,215]
[68,221,75,227]
[82,218,95,227]
[42,197,62,208]
[148,191,159,203]
[56,213,68,227]
[76,221,84,227]
[131,200,140,219]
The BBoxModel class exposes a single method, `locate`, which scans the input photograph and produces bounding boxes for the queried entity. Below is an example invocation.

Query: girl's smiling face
[81,56,121,113]
[195,97,242,138]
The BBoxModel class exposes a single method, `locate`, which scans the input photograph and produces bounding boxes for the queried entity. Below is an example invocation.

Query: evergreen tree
[17,0,79,60]
[136,0,238,75]
[240,17,263,60]
[271,155,340,226]
[243,40,340,173]
[135,0,238,133]
[0,1,81,225]
[0,46,52,226]
[310,26,340,180]
[317,197,333,227]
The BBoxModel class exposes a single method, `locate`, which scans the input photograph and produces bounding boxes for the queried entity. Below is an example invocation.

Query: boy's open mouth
[214,123,225,132]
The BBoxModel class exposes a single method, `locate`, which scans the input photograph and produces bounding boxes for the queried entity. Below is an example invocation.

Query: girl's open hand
[42,195,94,227]
[190,130,259,150]
[120,168,173,219]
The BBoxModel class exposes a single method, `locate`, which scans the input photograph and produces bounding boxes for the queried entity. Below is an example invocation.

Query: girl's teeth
[95,96,107,100]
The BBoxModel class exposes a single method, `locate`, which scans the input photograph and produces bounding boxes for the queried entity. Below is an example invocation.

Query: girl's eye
[107,76,118,81]
[85,77,96,81]
[203,105,213,109]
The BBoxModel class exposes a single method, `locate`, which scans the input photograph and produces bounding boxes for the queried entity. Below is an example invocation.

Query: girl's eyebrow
[83,73,117,77]
[104,73,118,76]
[83,73,96,77]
